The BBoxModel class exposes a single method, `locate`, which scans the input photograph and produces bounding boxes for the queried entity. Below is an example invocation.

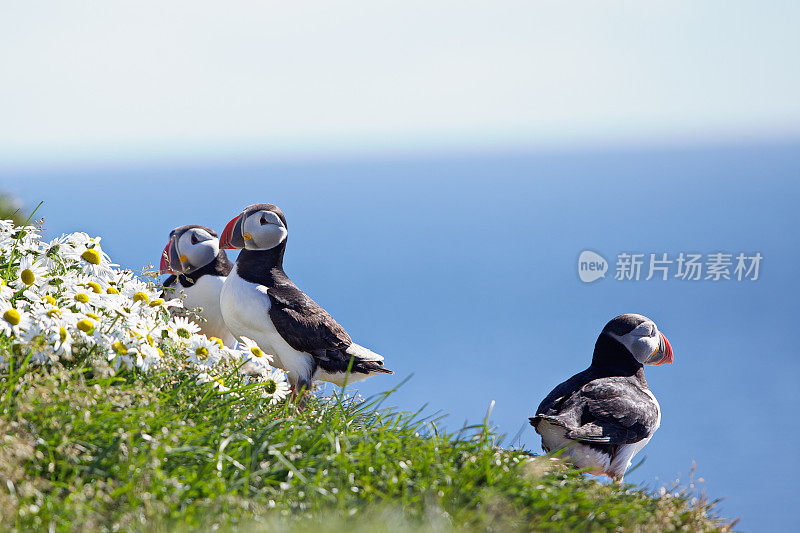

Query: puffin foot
[289,380,313,410]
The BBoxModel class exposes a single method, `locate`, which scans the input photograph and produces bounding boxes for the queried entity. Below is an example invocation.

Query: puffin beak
[159,238,180,274]
[220,213,245,249]
[651,332,674,365]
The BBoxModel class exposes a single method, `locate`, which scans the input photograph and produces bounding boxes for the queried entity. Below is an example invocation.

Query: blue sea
[3,140,798,531]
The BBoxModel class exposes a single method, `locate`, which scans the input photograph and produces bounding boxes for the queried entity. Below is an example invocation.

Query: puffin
[529,313,673,483]
[218,203,392,393]
[159,224,236,348]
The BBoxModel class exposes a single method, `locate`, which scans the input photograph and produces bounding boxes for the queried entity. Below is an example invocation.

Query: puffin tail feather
[346,342,384,362]
[345,343,393,375]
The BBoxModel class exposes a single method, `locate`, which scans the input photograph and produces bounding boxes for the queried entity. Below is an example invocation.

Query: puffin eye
[260,215,268,225]
[190,234,198,245]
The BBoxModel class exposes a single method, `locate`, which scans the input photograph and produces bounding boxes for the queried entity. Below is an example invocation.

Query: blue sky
[1,3,799,531]
[1,1,799,168]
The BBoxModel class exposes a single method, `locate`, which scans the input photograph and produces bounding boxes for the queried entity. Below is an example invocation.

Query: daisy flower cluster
[0,219,289,403]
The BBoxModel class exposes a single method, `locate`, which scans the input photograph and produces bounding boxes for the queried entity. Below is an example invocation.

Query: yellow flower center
[106,287,120,295]
[250,346,264,358]
[80,249,101,265]
[20,268,35,286]
[146,334,154,346]
[86,312,100,320]
[149,299,164,307]
[112,341,127,355]
[133,292,149,304]
[157,347,164,356]
[176,327,190,339]
[264,379,277,394]
[76,319,93,333]
[3,309,21,325]
[42,295,57,305]
[86,282,102,294]
[47,309,61,318]
[195,346,209,359]
[59,326,67,342]
[209,337,224,349]
[75,293,90,303]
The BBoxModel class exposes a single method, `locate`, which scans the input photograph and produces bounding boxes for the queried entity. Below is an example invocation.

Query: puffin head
[219,203,288,251]
[159,225,221,275]
[599,313,673,366]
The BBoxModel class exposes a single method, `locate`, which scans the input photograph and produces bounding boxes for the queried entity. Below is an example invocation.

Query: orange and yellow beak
[652,332,674,365]
[159,238,181,274]
[220,213,245,249]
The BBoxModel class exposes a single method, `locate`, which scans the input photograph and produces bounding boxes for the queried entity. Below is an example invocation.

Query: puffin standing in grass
[530,313,673,483]
[218,203,392,393]
[159,225,236,347]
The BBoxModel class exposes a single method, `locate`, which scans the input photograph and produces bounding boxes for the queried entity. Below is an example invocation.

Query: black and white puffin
[218,203,392,392]
[529,313,674,483]
[159,224,236,347]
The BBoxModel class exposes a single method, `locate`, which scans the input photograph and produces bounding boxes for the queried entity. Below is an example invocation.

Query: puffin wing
[267,283,351,350]
[530,370,592,429]
[531,376,657,445]
[567,378,659,445]
[267,283,390,375]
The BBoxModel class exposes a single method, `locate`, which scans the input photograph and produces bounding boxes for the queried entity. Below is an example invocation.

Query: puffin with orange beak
[218,203,392,394]
[160,225,236,348]
[530,313,674,483]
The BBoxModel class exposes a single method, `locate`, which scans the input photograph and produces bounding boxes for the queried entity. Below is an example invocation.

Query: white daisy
[0,301,32,338]
[260,369,291,405]
[0,219,15,239]
[127,318,165,347]
[6,225,43,255]
[0,278,14,302]
[16,314,47,345]
[74,241,117,280]
[50,321,74,357]
[101,331,135,371]
[38,234,71,270]
[188,335,224,367]
[111,300,150,331]
[10,255,49,292]
[61,285,101,314]
[167,316,201,344]
[137,343,163,373]
[239,336,274,365]
[70,315,99,347]
[74,274,106,296]
[117,275,157,302]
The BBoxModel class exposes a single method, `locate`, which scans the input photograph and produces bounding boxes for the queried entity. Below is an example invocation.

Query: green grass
[0,194,26,226]
[0,343,731,532]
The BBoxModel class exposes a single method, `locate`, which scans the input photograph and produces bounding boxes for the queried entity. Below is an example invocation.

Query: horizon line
[2,129,799,177]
